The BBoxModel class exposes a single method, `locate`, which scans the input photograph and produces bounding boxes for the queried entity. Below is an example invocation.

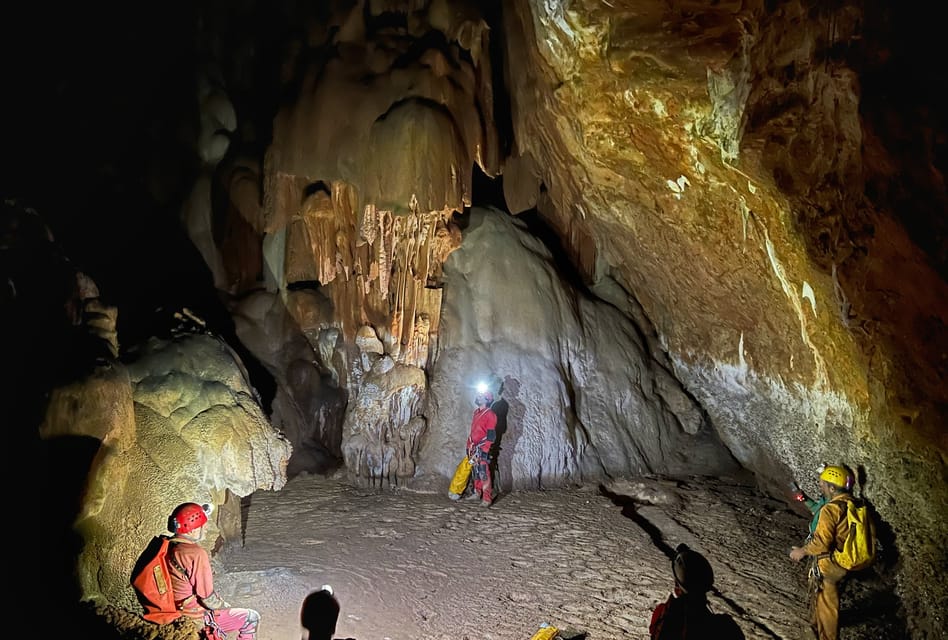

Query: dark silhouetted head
[301,585,340,640]
[672,544,714,594]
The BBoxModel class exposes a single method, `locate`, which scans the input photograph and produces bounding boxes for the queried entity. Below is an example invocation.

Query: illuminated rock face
[171,2,945,632]
[419,208,742,491]
[205,1,494,491]
[495,3,947,633]
[6,0,946,635]
[4,201,292,613]
[39,332,292,611]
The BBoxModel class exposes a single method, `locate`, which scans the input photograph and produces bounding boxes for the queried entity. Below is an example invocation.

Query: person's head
[474,382,494,407]
[301,585,340,640]
[169,502,211,539]
[817,464,852,497]
[671,544,714,596]
[475,389,494,407]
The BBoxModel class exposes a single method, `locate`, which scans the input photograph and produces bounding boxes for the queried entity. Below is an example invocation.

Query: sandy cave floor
[91,472,907,640]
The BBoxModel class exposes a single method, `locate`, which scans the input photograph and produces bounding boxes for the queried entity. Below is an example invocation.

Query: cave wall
[42,332,292,611]
[2,0,945,636]
[132,1,948,632]
[1,200,292,612]
[501,0,947,634]
[418,207,741,491]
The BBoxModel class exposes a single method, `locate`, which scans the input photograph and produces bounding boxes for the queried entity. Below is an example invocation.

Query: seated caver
[166,503,261,640]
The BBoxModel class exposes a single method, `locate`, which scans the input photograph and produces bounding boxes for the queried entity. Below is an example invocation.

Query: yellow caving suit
[801,494,853,640]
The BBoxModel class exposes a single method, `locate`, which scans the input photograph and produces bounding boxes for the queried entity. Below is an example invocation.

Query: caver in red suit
[447,390,497,506]
[167,503,260,639]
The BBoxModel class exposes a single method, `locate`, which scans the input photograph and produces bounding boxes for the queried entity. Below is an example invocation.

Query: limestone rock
[419,208,741,491]
[342,357,428,486]
[47,333,293,611]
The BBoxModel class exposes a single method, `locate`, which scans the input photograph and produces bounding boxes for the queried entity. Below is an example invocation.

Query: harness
[167,539,232,640]
[168,540,207,615]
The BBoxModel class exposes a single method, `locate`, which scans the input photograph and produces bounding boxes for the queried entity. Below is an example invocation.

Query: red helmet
[170,502,209,534]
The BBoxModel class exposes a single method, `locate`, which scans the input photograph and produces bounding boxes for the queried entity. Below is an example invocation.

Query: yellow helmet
[819,465,850,489]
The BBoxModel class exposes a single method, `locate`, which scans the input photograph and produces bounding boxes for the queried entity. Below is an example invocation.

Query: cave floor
[189,472,904,640]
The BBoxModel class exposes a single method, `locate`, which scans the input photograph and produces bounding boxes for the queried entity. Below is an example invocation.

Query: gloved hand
[789,481,805,502]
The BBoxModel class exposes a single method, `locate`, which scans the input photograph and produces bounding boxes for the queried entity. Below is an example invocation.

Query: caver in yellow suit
[447,391,497,506]
[789,465,854,640]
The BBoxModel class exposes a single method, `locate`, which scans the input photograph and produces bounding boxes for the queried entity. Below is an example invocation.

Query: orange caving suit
[449,405,497,503]
[801,495,852,640]
[169,536,260,639]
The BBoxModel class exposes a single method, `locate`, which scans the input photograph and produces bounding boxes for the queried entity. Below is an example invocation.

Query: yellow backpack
[832,497,877,571]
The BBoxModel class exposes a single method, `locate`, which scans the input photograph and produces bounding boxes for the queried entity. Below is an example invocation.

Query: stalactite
[377,210,393,298]
[285,212,319,284]
[271,173,466,486]
[280,174,461,354]
[402,314,430,369]
[416,214,432,284]
[392,219,411,347]
[360,203,378,248]
[402,279,417,352]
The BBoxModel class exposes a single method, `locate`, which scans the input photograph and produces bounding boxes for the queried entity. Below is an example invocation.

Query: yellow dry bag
[832,498,877,571]
[529,624,559,640]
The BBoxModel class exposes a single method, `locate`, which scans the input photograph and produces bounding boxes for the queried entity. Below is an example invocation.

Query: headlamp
[476,381,488,394]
